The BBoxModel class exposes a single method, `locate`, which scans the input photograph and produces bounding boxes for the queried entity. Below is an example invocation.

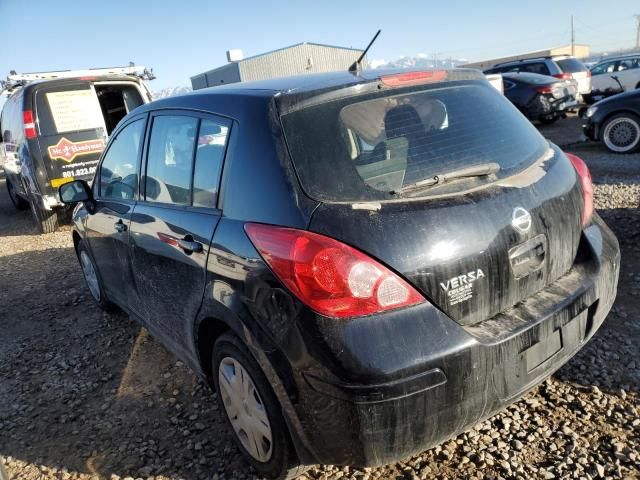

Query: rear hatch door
[34,80,146,190]
[34,82,107,189]
[556,58,591,95]
[281,76,584,325]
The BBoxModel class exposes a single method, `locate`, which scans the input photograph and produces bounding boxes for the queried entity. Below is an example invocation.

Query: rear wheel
[6,179,29,210]
[212,333,306,479]
[29,198,58,233]
[77,240,114,311]
[601,112,640,153]
[539,115,559,125]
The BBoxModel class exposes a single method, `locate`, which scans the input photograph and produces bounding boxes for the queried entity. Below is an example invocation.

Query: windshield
[556,58,587,73]
[281,81,548,202]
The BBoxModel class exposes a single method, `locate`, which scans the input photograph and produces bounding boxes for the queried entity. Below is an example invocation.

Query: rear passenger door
[128,110,231,356]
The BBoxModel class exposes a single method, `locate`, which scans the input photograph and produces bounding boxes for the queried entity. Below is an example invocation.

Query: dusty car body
[60,68,619,478]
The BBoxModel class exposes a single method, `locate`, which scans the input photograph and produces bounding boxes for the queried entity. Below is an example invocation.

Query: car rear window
[281,82,548,202]
[556,58,587,73]
[36,86,104,136]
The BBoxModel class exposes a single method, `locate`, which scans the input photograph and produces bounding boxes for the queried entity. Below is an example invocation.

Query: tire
[212,332,306,479]
[539,116,559,125]
[6,179,29,210]
[77,240,115,311]
[28,198,58,234]
[601,112,640,153]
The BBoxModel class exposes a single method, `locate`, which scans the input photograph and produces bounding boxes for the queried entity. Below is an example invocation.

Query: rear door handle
[114,220,127,233]
[178,236,203,254]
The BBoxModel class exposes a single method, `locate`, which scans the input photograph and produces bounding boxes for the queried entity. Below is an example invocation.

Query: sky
[1,0,639,92]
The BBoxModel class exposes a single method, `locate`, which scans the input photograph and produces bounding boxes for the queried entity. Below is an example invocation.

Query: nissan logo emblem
[512,207,532,234]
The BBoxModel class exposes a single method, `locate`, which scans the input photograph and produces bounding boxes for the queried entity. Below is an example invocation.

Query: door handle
[178,236,203,254]
[114,220,127,233]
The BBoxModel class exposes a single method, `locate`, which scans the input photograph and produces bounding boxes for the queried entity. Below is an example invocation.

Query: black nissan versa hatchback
[59,69,620,479]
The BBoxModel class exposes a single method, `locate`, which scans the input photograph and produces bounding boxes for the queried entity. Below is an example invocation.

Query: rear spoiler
[1,63,155,95]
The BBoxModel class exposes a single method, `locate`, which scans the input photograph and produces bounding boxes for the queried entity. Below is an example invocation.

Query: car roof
[501,72,558,83]
[137,68,485,114]
[594,54,640,64]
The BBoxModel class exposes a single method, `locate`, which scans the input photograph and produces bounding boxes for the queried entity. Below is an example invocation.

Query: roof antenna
[349,29,381,74]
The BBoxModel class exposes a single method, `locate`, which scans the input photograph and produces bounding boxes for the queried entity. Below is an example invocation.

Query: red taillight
[245,224,424,318]
[553,73,572,80]
[23,110,37,139]
[566,153,594,226]
[380,70,448,88]
[536,86,554,94]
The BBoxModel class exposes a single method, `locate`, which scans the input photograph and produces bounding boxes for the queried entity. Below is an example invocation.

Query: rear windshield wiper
[390,163,501,195]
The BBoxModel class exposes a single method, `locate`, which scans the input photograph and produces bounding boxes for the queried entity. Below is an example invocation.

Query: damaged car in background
[500,71,577,124]
[59,67,619,479]
[0,64,154,233]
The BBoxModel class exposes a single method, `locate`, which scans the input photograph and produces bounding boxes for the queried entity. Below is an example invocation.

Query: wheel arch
[195,316,231,384]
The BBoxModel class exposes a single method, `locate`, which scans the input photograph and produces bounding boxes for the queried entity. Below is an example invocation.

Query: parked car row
[51,68,619,479]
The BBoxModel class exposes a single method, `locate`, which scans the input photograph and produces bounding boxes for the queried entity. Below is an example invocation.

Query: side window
[145,115,198,205]
[521,63,549,75]
[98,118,145,200]
[617,59,634,71]
[592,62,616,75]
[193,119,229,208]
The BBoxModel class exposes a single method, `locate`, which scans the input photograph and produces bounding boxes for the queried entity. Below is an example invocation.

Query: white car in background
[590,54,640,94]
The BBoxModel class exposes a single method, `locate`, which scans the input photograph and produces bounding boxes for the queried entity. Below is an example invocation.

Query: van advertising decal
[47,137,105,163]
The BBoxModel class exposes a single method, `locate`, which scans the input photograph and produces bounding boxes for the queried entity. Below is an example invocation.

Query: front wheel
[77,240,114,311]
[601,113,640,153]
[212,333,306,479]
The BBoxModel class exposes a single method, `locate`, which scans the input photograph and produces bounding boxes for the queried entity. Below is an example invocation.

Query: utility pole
[635,14,640,49]
[571,15,575,56]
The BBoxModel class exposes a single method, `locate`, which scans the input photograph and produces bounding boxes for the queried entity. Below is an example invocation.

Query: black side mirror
[59,179,92,204]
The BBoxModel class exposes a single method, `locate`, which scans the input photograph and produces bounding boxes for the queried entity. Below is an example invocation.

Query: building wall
[238,43,364,82]
[190,63,240,90]
[463,44,591,70]
[191,43,365,89]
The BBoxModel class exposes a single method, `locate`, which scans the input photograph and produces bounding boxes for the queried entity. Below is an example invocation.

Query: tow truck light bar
[1,63,155,94]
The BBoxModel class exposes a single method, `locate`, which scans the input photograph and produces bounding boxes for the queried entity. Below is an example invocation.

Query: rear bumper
[286,215,619,467]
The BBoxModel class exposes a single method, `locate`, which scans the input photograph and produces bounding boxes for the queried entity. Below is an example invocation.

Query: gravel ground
[1,128,639,480]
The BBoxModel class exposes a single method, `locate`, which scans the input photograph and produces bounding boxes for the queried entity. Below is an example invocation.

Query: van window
[99,119,145,200]
[145,115,198,205]
[37,87,105,136]
[95,84,145,133]
[281,82,548,202]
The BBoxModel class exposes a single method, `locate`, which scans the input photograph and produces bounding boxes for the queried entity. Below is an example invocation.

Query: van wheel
[77,240,114,311]
[539,115,559,125]
[6,179,29,210]
[212,333,306,479]
[29,199,58,233]
[602,113,640,153]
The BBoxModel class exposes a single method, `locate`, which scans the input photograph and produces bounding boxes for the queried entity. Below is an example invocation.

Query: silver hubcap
[218,356,273,462]
[604,117,640,152]
[80,250,101,301]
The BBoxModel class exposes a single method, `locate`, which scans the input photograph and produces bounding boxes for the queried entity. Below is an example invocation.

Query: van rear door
[34,82,108,190]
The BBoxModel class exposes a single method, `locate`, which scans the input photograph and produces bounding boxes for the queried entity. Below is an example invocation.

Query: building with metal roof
[191,42,366,90]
